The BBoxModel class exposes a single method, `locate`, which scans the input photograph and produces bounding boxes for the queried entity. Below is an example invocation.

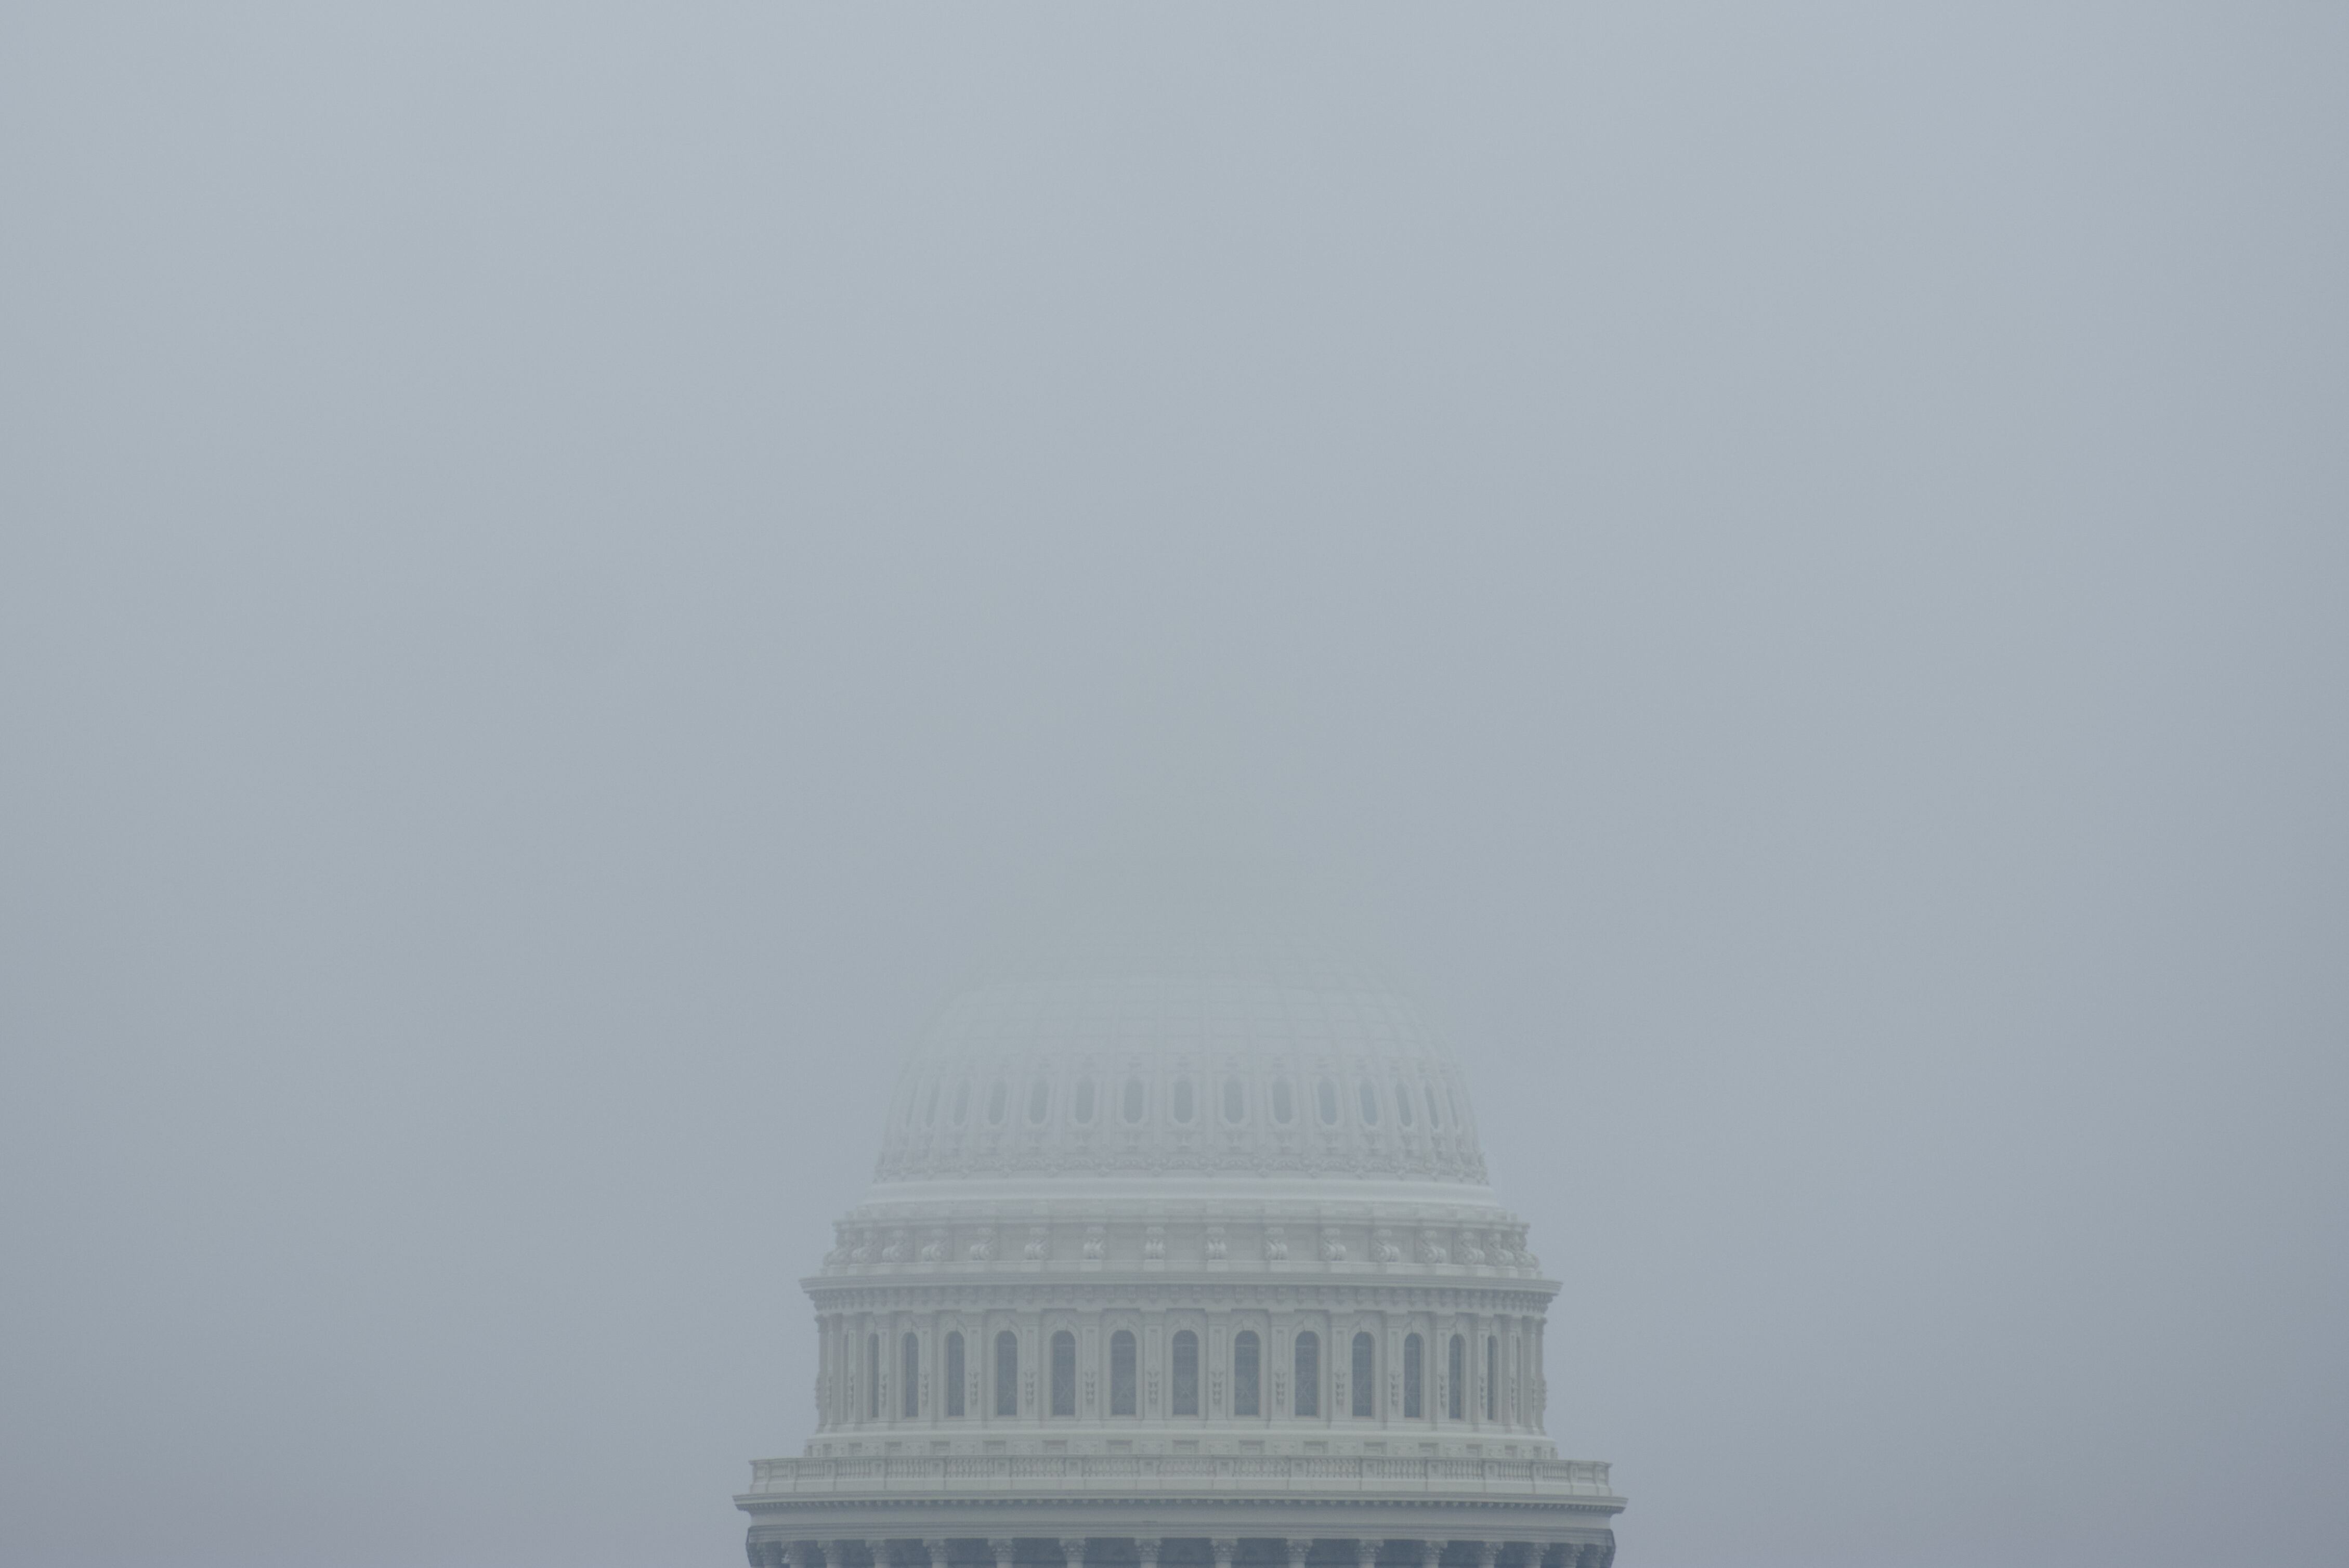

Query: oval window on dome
[923,1081,939,1127]
[1074,1077,1095,1123]
[1027,1079,1051,1124]
[1424,1084,1442,1130]
[1223,1078,1245,1123]
[1317,1078,1340,1126]
[1171,1079,1194,1124]
[954,1080,970,1125]
[1394,1081,1414,1127]
[1359,1081,1380,1126]
[1123,1077,1145,1123]
[988,1079,1008,1125]
[1272,1079,1294,1124]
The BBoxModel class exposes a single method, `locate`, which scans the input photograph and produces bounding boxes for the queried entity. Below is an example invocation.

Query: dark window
[1172,1079,1194,1123]
[1050,1330,1076,1416]
[1172,1330,1199,1416]
[1486,1337,1498,1422]
[902,1333,920,1418]
[1352,1332,1375,1418]
[1027,1079,1050,1124]
[945,1332,965,1417]
[1404,1333,1424,1419]
[995,1331,1018,1416]
[1394,1082,1414,1127]
[1294,1330,1320,1417]
[1074,1078,1095,1123]
[1111,1330,1137,1416]
[1223,1078,1245,1122]
[1234,1330,1261,1416]
[988,1080,1008,1125]
[1317,1079,1339,1126]
[866,1333,880,1419]
[1123,1078,1145,1123]
[1272,1079,1294,1123]
[1447,1334,1465,1420]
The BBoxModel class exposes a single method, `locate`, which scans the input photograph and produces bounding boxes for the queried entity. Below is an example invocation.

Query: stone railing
[744,1454,1616,1501]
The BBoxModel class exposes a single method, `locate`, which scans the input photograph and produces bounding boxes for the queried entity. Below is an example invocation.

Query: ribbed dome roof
[871,922,1488,1187]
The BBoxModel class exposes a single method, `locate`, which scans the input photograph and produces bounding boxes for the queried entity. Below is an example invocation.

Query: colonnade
[751,1538,1612,1568]
[819,1306,1547,1434]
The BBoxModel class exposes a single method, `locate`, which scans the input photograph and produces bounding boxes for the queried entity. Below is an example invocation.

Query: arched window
[902,1332,920,1418]
[1351,1332,1375,1417]
[1425,1084,1443,1130]
[988,1079,1008,1125]
[1050,1330,1077,1417]
[954,1080,970,1125]
[866,1333,880,1419]
[1074,1077,1095,1123]
[1486,1337,1498,1421]
[1171,1079,1194,1123]
[1223,1078,1245,1122]
[945,1331,965,1417]
[1233,1330,1261,1416]
[995,1330,1019,1416]
[1294,1330,1320,1417]
[1404,1332,1424,1419]
[1272,1079,1294,1123]
[1123,1077,1146,1123]
[1027,1079,1050,1124]
[1359,1081,1380,1126]
[1110,1330,1137,1416]
[1447,1334,1466,1420]
[1171,1330,1199,1416]
[1394,1081,1414,1127]
[1317,1079,1340,1126]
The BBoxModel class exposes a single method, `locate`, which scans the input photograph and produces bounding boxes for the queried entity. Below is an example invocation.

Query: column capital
[869,1541,896,1568]
[1418,1543,1446,1568]
[923,1543,951,1568]
[1059,1539,1088,1568]
[1287,1539,1314,1568]
[1135,1540,1163,1568]
[987,1540,1018,1568]
[1356,1542,1384,1568]
[1210,1540,1241,1568]
[1473,1545,1502,1568]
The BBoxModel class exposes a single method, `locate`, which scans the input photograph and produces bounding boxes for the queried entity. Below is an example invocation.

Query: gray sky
[3,7,2344,1567]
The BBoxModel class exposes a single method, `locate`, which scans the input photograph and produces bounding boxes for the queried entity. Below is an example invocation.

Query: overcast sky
[4,7,2345,1568]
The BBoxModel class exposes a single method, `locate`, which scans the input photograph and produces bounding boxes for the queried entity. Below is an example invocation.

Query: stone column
[1060,1538,1088,1568]
[1418,1540,1445,1568]
[1286,1538,1314,1568]
[988,1540,1018,1568]
[782,1544,816,1568]
[924,1541,951,1568]
[1211,1539,1239,1568]
[869,1541,896,1568]
[1355,1540,1384,1568]
[1472,1544,1501,1568]
[1136,1540,1162,1568]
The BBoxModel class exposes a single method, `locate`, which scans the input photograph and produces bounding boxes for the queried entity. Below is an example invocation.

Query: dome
[740,911,1624,1568]
[871,931,1488,1189]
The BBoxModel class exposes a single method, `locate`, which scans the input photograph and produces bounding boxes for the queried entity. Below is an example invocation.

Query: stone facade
[738,935,1623,1568]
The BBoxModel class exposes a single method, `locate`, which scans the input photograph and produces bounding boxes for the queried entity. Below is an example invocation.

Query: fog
[3,7,2344,1567]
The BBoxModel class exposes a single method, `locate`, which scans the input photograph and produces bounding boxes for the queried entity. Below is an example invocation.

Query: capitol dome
[736,919,1624,1568]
